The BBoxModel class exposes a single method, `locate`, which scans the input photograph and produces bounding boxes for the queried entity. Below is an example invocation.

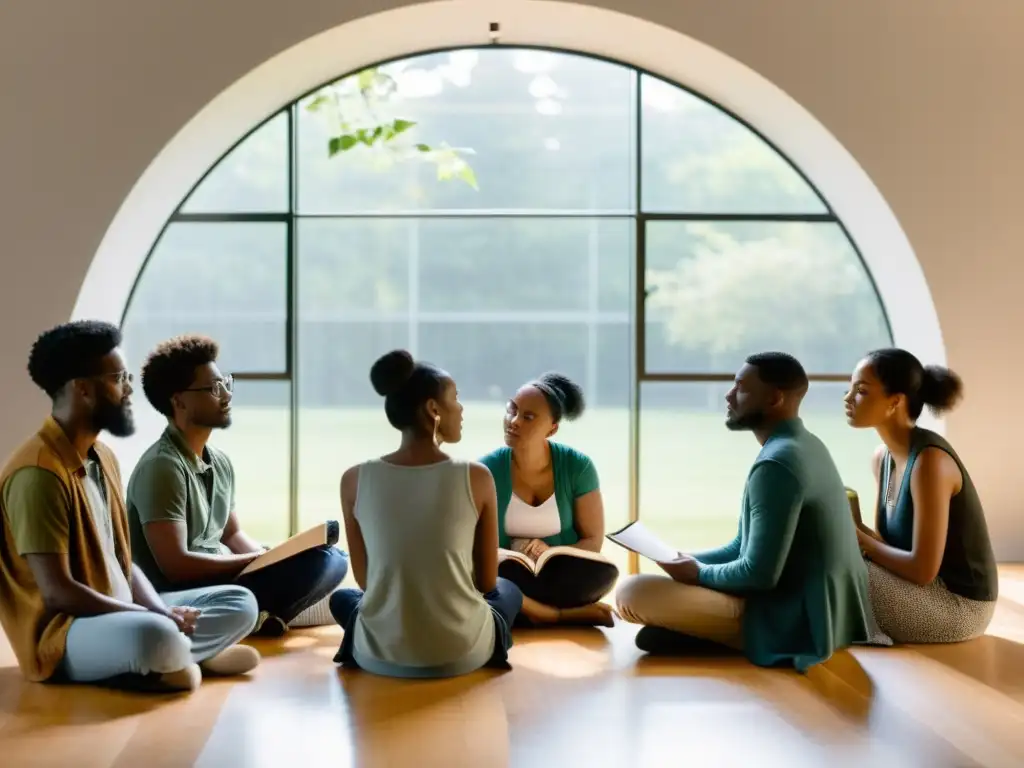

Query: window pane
[121,222,287,374]
[298,219,410,315]
[636,381,878,574]
[180,112,288,213]
[640,74,826,214]
[416,217,632,312]
[296,217,411,533]
[297,49,635,213]
[643,221,890,375]
[104,379,291,546]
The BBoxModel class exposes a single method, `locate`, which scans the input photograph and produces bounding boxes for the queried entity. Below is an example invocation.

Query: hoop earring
[433,414,442,447]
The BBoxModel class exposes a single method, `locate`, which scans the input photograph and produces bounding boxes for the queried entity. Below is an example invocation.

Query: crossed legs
[615,574,745,652]
[60,584,259,691]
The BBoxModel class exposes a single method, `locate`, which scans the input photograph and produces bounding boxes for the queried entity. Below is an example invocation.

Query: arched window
[118,48,890,574]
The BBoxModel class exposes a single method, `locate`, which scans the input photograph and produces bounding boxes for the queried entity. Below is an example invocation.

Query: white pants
[61,584,258,682]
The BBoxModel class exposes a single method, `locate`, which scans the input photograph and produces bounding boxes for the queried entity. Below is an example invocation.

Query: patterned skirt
[865,560,996,645]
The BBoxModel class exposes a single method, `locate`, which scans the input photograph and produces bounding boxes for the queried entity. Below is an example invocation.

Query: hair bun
[538,372,586,421]
[920,364,964,414]
[370,350,415,397]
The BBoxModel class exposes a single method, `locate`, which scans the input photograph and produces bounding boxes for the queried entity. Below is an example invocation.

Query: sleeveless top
[479,442,600,549]
[876,428,998,602]
[504,492,561,539]
[351,458,495,678]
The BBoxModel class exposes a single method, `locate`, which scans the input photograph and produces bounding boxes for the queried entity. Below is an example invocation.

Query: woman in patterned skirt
[843,348,998,644]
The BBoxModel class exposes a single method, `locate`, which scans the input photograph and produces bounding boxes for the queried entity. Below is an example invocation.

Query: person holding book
[843,349,997,643]
[615,352,872,672]
[0,321,260,693]
[329,350,522,678]
[125,335,349,637]
[480,373,618,627]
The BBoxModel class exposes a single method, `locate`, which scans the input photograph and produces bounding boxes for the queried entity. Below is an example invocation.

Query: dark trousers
[330,576,523,671]
[235,545,349,624]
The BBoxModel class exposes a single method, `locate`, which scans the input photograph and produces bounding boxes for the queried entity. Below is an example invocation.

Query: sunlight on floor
[511,638,612,678]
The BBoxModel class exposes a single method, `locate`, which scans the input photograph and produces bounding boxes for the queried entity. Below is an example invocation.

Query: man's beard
[194,411,231,430]
[93,397,135,437]
[725,408,768,432]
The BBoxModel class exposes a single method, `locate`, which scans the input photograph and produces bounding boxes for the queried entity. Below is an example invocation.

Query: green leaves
[326,119,420,156]
[431,144,479,190]
[305,65,479,190]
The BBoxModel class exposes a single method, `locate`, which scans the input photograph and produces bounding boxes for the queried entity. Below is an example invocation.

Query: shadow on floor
[0,667,177,727]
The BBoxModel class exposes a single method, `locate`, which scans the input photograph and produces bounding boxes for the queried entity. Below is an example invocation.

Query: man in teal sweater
[616,352,872,671]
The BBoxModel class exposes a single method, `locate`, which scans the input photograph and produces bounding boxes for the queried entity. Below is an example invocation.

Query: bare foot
[521,595,562,625]
[559,602,617,627]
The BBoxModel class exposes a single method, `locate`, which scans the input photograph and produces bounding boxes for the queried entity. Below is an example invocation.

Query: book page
[536,545,613,569]
[498,548,536,572]
[606,521,680,563]
[238,521,339,576]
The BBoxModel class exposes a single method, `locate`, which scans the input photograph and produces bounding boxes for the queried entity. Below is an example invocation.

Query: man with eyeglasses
[126,334,349,636]
[0,321,260,692]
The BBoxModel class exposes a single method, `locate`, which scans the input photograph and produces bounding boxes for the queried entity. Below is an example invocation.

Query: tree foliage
[304,66,478,189]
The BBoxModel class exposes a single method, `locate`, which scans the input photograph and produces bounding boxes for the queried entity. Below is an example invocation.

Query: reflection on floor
[4,567,1024,767]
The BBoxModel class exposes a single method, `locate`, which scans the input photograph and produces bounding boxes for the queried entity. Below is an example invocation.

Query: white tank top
[351,458,495,678]
[504,492,561,539]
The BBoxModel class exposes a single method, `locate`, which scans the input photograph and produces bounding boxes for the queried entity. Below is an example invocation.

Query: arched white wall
[72,0,945,430]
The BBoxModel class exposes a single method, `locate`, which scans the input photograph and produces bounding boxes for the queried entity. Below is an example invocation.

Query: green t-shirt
[126,425,235,591]
[3,459,133,602]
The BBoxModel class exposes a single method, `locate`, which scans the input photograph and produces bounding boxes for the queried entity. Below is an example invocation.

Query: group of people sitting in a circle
[0,320,998,693]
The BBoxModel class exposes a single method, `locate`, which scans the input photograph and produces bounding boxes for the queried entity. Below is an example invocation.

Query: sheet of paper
[606,521,680,563]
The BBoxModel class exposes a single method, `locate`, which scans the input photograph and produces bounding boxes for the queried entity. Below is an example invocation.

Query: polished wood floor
[5,569,1024,767]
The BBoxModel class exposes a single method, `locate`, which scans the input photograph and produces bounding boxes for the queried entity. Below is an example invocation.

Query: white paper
[606,521,680,563]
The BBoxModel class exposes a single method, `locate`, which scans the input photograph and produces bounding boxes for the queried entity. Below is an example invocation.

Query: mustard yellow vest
[0,417,131,681]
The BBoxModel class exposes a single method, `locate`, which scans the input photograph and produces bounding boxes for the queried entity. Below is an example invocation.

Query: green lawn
[208,401,880,581]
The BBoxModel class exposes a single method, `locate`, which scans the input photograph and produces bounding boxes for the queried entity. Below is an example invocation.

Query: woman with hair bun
[480,373,619,627]
[329,350,523,678]
[843,348,998,644]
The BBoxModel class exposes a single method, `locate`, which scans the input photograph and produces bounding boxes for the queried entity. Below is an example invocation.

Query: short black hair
[141,335,219,418]
[531,372,585,424]
[28,320,123,398]
[370,349,447,431]
[865,348,963,420]
[745,352,809,392]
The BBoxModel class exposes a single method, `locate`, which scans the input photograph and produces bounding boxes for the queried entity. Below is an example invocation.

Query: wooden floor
[5,570,1024,768]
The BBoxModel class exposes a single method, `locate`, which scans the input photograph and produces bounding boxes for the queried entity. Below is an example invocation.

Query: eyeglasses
[185,374,234,399]
[96,370,133,386]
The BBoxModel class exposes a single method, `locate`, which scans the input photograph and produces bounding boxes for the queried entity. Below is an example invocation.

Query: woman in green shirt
[844,348,998,644]
[480,373,618,627]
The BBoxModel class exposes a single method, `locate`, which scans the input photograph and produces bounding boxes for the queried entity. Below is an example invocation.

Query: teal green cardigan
[479,442,599,549]
[696,419,872,672]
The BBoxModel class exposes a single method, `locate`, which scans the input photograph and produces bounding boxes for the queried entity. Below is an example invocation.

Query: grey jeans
[60,584,258,682]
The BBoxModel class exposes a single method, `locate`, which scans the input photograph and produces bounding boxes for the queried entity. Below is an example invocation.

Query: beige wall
[2,0,1022,557]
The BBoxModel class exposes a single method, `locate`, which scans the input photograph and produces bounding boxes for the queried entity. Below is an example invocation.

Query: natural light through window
[112,48,891,578]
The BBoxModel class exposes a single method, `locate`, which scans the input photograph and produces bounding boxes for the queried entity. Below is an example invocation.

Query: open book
[605,521,680,563]
[238,520,341,577]
[497,546,618,609]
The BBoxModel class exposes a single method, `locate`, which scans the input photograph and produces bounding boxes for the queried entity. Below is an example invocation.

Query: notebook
[605,521,680,563]
[237,520,341,576]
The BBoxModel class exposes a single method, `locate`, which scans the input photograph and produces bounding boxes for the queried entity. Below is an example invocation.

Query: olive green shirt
[126,425,235,591]
[3,456,133,604]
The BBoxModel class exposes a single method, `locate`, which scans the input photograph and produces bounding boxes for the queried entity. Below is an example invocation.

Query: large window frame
[119,46,893,574]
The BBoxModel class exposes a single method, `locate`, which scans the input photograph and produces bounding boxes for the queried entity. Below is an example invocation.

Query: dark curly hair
[531,372,586,424]
[28,320,123,399]
[141,335,220,417]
